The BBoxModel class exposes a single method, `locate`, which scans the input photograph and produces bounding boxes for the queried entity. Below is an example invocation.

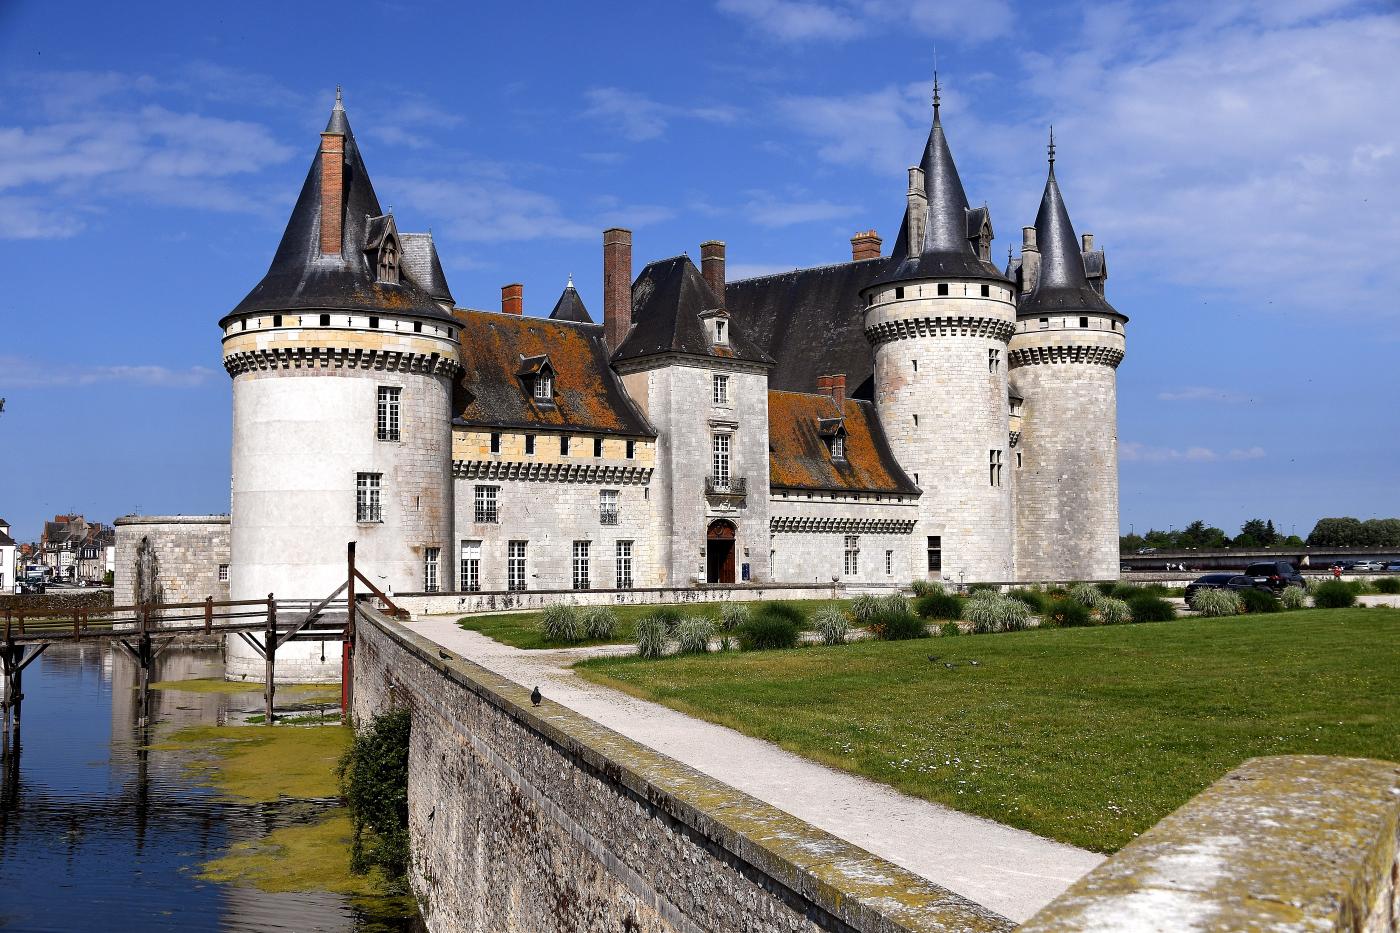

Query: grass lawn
[575,608,1400,853]
[456,598,850,649]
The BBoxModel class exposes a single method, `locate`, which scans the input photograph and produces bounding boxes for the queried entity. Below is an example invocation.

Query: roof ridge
[728,257,885,285]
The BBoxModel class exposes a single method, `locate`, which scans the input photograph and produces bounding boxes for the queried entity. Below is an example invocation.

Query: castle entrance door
[706,520,736,584]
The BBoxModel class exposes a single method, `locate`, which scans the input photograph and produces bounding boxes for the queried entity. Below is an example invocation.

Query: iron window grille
[474,486,499,524]
[599,490,620,525]
[927,536,942,572]
[424,547,440,593]
[356,473,383,522]
[572,541,591,590]
[507,541,527,592]
[459,540,481,592]
[615,541,634,589]
[377,386,401,441]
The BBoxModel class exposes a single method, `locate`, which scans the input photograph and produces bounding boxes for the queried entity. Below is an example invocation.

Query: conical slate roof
[1019,158,1119,317]
[225,92,454,324]
[874,94,1009,288]
[548,277,593,323]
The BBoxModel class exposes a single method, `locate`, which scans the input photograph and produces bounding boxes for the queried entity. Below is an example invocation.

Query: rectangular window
[490,432,501,454]
[534,371,552,399]
[507,541,527,592]
[413,321,423,334]
[830,434,845,459]
[459,540,481,592]
[712,433,731,489]
[474,485,499,523]
[894,286,904,300]
[714,320,727,344]
[988,349,1000,373]
[981,284,990,297]
[356,472,382,522]
[273,314,283,327]
[615,540,634,589]
[937,283,949,296]
[593,437,604,457]
[927,536,942,572]
[377,386,401,441]
[525,434,536,455]
[885,550,893,576]
[1039,317,1049,329]
[319,313,330,326]
[1080,316,1090,328]
[913,413,919,427]
[560,435,570,456]
[424,547,440,593]
[572,541,591,590]
[369,315,380,329]
[599,489,620,525]
[990,449,1003,487]
[218,564,229,582]
[1016,451,1023,469]
[843,535,860,576]
[625,439,636,459]
[712,373,729,405]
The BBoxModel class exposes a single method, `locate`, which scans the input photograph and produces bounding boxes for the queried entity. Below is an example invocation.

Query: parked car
[1136,547,1158,554]
[1186,573,1270,607]
[1330,560,1357,572]
[1351,560,1386,573]
[1384,561,1400,573]
[1243,560,1305,591]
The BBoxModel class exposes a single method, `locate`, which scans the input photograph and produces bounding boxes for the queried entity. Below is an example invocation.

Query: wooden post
[137,603,151,726]
[343,542,355,717]
[264,594,277,725]
[204,597,213,636]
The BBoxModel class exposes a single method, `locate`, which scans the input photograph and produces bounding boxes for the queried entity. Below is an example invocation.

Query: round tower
[862,83,1017,584]
[1008,135,1125,582]
[219,91,461,681]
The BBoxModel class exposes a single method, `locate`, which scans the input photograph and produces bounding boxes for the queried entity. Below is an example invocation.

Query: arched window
[377,235,400,284]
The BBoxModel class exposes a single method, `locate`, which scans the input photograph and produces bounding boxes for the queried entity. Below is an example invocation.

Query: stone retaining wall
[113,515,230,608]
[351,605,1012,933]
[1021,755,1400,931]
[394,581,842,617]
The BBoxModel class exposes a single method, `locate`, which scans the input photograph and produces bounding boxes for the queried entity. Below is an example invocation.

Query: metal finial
[932,62,941,115]
[1048,125,1055,165]
[334,86,344,110]
[566,273,574,289]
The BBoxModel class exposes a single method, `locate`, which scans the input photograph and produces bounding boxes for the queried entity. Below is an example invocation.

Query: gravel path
[413,615,1103,923]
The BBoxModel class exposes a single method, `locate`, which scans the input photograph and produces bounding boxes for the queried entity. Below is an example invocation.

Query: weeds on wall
[338,708,411,889]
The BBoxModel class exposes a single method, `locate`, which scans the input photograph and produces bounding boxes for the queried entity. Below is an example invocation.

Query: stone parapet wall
[113,516,230,609]
[1021,755,1400,932]
[397,581,842,618]
[351,606,1012,933]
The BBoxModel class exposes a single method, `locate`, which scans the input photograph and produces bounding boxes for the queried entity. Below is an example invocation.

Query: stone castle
[199,81,1124,676]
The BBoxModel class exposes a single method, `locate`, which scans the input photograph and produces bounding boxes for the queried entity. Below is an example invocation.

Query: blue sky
[1,0,1397,543]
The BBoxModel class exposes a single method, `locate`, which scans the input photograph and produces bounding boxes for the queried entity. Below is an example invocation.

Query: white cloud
[745,191,860,227]
[1120,442,1267,463]
[0,357,217,389]
[581,87,740,142]
[729,262,802,279]
[716,0,1012,43]
[1157,387,1249,403]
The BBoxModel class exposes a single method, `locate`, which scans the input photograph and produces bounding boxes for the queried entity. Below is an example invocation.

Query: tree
[1308,517,1365,547]
[1178,520,1229,549]
[1236,518,1279,548]
[1120,532,1146,553]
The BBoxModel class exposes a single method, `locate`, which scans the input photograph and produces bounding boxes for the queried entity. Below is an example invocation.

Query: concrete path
[413,615,1103,923]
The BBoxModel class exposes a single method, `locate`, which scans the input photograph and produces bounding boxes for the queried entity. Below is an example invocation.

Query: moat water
[0,644,420,932]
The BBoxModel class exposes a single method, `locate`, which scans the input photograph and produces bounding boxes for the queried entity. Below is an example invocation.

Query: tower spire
[1047,125,1055,168]
[932,63,941,121]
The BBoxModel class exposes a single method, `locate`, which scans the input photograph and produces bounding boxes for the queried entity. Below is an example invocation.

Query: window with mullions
[615,540,634,589]
[843,535,859,575]
[377,386,401,441]
[572,541,591,590]
[423,547,440,593]
[507,541,527,592]
[713,373,729,405]
[459,540,481,592]
[474,485,499,523]
[712,433,731,489]
[356,473,382,522]
[989,449,1003,487]
[927,536,942,572]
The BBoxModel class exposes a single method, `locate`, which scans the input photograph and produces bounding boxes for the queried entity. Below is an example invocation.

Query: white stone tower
[862,81,1018,583]
[1008,133,1126,582]
[219,91,461,681]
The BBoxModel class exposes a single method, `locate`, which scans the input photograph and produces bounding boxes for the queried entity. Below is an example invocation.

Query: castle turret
[861,79,1017,583]
[1008,131,1126,582]
[219,90,461,680]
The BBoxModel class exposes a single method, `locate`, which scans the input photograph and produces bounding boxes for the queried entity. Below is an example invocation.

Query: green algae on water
[153,722,349,802]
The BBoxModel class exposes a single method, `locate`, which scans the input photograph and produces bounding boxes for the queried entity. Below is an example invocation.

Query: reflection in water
[0,644,419,932]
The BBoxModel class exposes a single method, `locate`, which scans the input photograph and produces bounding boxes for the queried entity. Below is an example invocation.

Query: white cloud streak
[0,357,217,389]
[1120,442,1267,463]
[1156,387,1249,403]
[581,87,740,142]
[716,0,1012,43]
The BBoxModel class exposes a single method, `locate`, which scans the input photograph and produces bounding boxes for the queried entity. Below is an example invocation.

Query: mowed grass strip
[457,599,850,649]
[575,608,1400,853]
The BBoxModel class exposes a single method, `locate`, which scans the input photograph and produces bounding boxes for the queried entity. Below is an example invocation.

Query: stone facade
[769,494,919,585]
[352,605,1012,933]
[113,515,230,608]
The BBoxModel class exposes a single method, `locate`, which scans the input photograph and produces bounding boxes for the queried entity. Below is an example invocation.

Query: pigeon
[926,655,941,663]
[530,685,542,706]
[437,649,452,660]
[969,660,980,666]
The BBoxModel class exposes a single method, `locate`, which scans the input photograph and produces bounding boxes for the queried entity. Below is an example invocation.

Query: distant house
[0,518,16,595]
[40,514,114,583]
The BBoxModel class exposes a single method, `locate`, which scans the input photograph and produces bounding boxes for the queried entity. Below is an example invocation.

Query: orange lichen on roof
[452,310,654,437]
[768,390,920,494]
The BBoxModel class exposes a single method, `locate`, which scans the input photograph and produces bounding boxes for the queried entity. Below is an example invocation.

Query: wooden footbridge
[1,543,399,746]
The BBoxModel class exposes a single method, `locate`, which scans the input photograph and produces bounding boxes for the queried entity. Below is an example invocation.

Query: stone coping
[114,514,230,526]
[1020,755,1400,931]
[358,605,1014,932]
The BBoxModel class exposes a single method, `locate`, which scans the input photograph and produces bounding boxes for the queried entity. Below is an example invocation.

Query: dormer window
[377,235,399,284]
[715,319,727,345]
[830,434,846,460]
[518,355,554,403]
[818,417,847,461]
[534,369,553,400]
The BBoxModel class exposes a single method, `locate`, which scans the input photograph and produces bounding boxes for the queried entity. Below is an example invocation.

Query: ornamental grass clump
[649,606,684,634]
[737,612,801,651]
[1280,585,1308,610]
[675,618,715,655]
[1238,588,1281,614]
[915,592,963,621]
[539,604,582,643]
[813,607,850,645]
[850,594,882,624]
[759,601,807,627]
[869,609,927,640]
[635,616,668,659]
[1045,598,1091,628]
[910,579,943,597]
[1312,580,1357,609]
[1193,588,1243,617]
[964,591,1032,634]
[719,603,750,632]
[879,592,912,616]
[1127,594,1176,623]
[1094,596,1132,626]
[581,606,618,640]
[1006,588,1047,613]
[1069,583,1102,607]
[1373,576,1400,595]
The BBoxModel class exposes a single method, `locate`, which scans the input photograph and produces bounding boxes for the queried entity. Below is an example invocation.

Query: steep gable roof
[768,390,920,495]
[453,311,654,437]
[614,256,772,366]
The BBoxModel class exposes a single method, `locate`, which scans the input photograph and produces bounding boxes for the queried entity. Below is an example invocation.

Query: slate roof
[226,95,453,325]
[1018,164,1123,318]
[725,258,890,399]
[0,528,16,548]
[452,311,655,438]
[768,391,920,495]
[614,256,773,366]
[399,233,454,304]
[548,280,593,323]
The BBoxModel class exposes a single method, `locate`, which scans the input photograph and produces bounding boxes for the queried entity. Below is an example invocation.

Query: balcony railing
[705,476,747,497]
[474,507,499,524]
[599,509,621,526]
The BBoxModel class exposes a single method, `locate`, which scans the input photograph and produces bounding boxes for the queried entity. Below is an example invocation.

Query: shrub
[1280,585,1308,610]
[737,613,801,650]
[939,621,961,637]
[967,582,998,594]
[1373,576,1400,594]
[1193,588,1243,617]
[879,592,912,616]
[539,604,582,643]
[813,607,850,645]
[915,592,963,620]
[719,604,750,631]
[1068,583,1101,607]
[850,594,882,624]
[964,592,1032,633]
[650,606,684,634]
[1095,597,1132,625]
[759,601,807,626]
[910,579,943,597]
[869,610,928,640]
[675,618,715,654]
[635,616,668,659]
[1237,588,1281,614]
[1045,599,1092,627]
[1127,594,1176,623]
[339,708,410,884]
[1312,580,1357,609]
[581,606,618,640]
[1006,588,1048,613]
[1107,583,1144,601]
[1095,581,1117,597]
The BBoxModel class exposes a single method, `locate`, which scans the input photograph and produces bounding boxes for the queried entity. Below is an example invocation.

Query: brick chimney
[603,228,632,352]
[700,240,725,307]
[851,230,882,261]
[818,373,846,409]
[501,283,523,315]
[319,131,345,256]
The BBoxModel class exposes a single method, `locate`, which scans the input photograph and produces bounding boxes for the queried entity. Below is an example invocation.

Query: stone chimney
[701,240,725,307]
[603,228,632,353]
[501,283,523,315]
[906,167,927,253]
[319,131,345,256]
[1021,226,1041,293]
[818,373,846,409]
[851,230,882,261]
[1081,233,1094,252]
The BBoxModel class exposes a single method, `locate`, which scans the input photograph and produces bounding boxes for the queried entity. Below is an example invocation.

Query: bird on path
[530,685,542,706]
[437,649,451,660]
